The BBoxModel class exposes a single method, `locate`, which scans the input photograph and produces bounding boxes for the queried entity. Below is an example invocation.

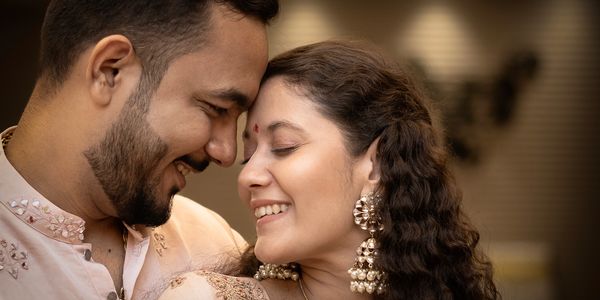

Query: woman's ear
[86,35,136,107]
[356,137,381,194]
[366,137,381,182]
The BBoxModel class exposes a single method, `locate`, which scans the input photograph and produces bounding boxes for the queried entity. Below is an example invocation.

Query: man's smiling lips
[171,160,198,190]
[174,160,193,176]
[169,156,209,190]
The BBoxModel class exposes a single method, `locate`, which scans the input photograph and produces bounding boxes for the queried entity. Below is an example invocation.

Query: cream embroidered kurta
[0,127,248,300]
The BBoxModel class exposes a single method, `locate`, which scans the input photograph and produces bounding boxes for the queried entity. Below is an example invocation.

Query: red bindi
[253,124,260,133]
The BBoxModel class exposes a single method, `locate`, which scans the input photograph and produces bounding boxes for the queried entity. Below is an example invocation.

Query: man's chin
[169,186,180,198]
[145,209,172,227]
[146,193,177,226]
[123,206,172,227]
[120,194,175,227]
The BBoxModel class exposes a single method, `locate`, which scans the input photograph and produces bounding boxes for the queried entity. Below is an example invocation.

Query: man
[0,0,278,299]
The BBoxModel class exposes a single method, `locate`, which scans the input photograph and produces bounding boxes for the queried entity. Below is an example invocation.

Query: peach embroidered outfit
[0,127,247,300]
[159,271,270,300]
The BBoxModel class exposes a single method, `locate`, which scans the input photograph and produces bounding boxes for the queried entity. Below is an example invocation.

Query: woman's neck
[260,247,373,300]
[299,257,372,300]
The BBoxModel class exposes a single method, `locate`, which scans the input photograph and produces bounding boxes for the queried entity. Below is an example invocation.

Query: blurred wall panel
[0,2,45,129]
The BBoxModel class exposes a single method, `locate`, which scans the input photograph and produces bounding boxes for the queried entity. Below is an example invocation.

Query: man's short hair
[39,0,278,91]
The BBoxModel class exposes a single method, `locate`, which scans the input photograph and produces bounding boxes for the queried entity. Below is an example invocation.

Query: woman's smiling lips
[250,200,291,222]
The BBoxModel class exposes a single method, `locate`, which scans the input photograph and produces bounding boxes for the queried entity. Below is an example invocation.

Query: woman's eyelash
[240,157,251,165]
[271,145,299,155]
[240,145,300,165]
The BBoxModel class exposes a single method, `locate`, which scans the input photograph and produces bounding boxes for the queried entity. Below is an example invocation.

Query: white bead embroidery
[5,197,85,243]
[0,239,29,280]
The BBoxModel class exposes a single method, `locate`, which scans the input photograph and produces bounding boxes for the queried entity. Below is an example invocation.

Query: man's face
[85,6,268,226]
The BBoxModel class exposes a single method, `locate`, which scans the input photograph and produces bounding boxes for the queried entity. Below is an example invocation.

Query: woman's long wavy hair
[240,40,499,300]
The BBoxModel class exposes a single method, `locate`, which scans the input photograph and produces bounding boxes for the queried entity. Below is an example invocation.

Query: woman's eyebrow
[267,120,305,133]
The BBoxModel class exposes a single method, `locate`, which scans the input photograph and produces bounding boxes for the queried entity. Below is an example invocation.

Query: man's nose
[205,123,237,167]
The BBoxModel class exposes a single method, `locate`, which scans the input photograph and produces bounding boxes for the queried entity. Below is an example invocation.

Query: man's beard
[84,88,175,227]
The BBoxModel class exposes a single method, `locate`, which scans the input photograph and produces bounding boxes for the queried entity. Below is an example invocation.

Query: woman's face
[238,76,371,264]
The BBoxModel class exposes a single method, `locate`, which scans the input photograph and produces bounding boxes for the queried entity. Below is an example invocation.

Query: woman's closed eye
[240,145,299,165]
[240,156,251,165]
[271,145,300,156]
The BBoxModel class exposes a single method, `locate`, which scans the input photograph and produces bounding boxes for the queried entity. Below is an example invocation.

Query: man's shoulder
[169,194,230,228]
[133,196,249,299]
[159,194,248,253]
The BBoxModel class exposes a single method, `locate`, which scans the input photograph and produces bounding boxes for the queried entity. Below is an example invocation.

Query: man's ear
[86,35,136,107]
[356,137,381,194]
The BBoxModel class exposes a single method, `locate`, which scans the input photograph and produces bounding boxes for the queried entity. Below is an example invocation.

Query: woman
[159,40,499,300]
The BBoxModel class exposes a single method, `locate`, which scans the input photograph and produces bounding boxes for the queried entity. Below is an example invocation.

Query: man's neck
[5,120,114,227]
[5,122,127,291]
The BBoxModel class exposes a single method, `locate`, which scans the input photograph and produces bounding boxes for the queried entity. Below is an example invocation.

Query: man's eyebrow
[210,88,250,110]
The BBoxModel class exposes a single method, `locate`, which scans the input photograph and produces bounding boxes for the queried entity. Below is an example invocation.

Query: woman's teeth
[175,162,191,176]
[255,204,289,219]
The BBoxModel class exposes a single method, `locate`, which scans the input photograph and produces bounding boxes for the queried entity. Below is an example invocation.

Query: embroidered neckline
[2,197,85,244]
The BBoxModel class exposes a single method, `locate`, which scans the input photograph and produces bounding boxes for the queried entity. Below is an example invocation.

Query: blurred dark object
[444,51,540,164]
[0,2,46,129]
[447,81,483,163]
[491,51,540,126]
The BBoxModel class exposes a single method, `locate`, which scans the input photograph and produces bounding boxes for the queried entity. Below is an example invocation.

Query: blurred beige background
[1,1,598,299]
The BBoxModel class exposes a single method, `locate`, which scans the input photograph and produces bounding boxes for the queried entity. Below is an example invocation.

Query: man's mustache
[179,155,210,172]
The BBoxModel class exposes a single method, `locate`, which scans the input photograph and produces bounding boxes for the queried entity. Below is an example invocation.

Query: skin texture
[239,77,378,299]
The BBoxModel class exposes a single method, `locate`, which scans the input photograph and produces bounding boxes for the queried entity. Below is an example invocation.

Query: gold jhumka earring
[348,192,387,294]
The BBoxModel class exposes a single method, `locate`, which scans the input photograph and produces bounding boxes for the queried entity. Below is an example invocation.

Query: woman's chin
[255,244,295,264]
